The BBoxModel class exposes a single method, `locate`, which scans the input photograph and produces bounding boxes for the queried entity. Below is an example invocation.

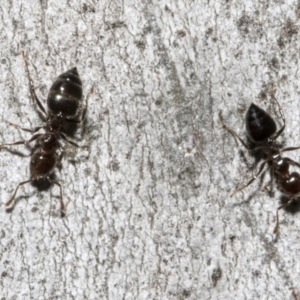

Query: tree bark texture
[0,1,300,299]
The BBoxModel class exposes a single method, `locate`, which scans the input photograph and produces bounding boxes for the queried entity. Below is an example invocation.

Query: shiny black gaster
[47,68,83,118]
[245,103,277,142]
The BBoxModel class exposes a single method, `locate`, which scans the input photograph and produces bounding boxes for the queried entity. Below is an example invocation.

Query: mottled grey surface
[1,1,300,300]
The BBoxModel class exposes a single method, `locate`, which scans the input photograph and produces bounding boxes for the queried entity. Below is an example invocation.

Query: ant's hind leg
[5,179,32,208]
[81,87,93,122]
[272,93,286,140]
[49,178,65,216]
[220,121,250,151]
[21,51,47,118]
[285,158,300,171]
[273,198,295,234]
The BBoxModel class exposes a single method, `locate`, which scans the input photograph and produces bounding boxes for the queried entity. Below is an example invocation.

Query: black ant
[2,52,90,216]
[221,95,300,234]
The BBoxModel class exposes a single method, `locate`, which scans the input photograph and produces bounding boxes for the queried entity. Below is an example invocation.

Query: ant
[221,95,300,234]
[1,52,90,216]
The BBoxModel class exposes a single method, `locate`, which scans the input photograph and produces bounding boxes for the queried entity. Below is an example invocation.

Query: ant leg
[273,198,295,234]
[80,87,93,122]
[58,147,64,162]
[60,133,88,149]
[220,115,272,195]
[281,146,300,153]
[231,160,267,197]
[221,122,250,150]
[48,178,65,215]
[8,122,44,133]
[22,51,47,118]
[272,93,285,140]
[221,117,269,196]
[269,164,275,194]
[55,149,64,171]
[5,179,33,207]
[0,133,41,148]
[264,165,275,195]
[60,132,81,147]
[284,158,300,169]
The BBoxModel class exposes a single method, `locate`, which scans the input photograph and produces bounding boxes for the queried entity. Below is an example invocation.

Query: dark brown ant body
[2,52,89,215]
[222,97,300,234]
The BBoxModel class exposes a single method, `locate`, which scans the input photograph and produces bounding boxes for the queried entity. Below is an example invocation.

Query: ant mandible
[2,52,90,216]
[221,95,300,234]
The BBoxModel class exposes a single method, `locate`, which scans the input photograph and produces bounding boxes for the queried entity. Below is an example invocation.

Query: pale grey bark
[0,1,300,299]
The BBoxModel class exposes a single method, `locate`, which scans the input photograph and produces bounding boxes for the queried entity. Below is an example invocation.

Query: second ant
[221,94,300,234]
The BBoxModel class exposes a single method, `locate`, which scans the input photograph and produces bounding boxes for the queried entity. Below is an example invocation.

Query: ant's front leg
[221,121,250,150]
[22,51,47,119]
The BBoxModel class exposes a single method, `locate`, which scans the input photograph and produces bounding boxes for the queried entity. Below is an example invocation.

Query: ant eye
[221,96,300,234]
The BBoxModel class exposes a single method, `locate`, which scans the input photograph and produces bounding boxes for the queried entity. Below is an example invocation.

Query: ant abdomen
[47,67,83,118]
[245,103,277,142]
